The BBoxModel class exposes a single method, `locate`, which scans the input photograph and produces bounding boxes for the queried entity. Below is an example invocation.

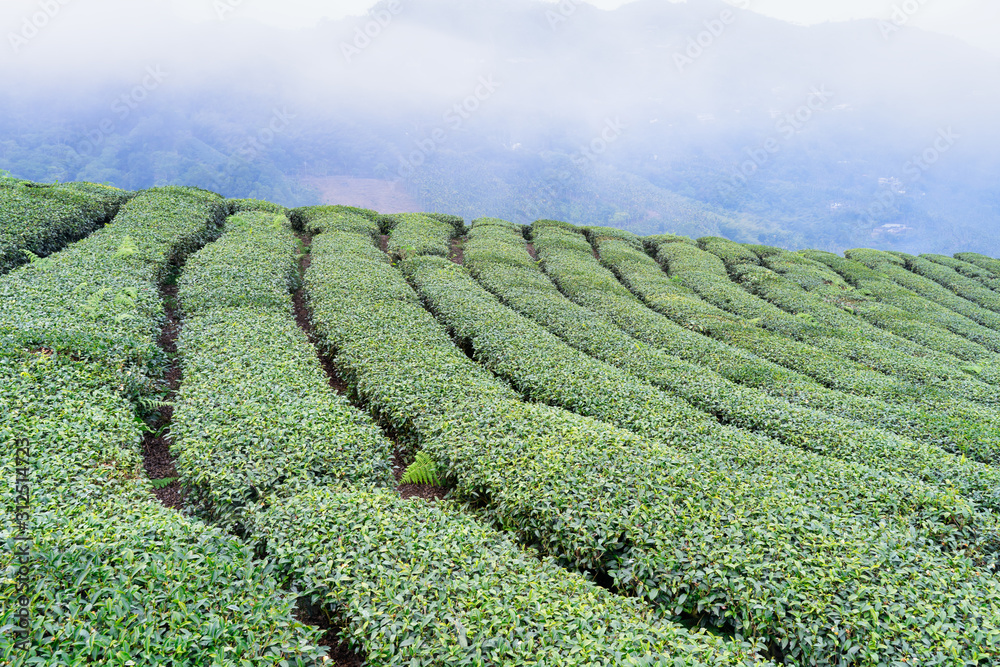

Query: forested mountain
[2,0,998,254]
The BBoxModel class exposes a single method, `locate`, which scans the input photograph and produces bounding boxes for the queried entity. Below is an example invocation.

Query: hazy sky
[2,0,997,55]
[148,0,999,53]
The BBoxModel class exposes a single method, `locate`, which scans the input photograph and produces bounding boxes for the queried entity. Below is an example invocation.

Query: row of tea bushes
[459,220,1000,528]
[0,178,131,274]
[0,186,227,394]
[385,212,458,261]
[924,253,1000,293]
[512,223,1000,518]
[842,247,1000,346]
[695,240,1000,406]
[250,487,753,667]
[289,204,382,235]
[654,235,1000,400]
[590,232,1000,460]
[172,209,745,665]
[304,222,1000,666]
[171,212,395,527]
[686,236,994,380]
[0,190,325,664]
[408,242,998,552]
[956,251,1000,278]
[902,252,1000,315]
[530,221,932,410]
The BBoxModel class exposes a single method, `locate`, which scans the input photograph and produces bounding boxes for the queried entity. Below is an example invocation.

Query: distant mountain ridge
[1,0,998,254]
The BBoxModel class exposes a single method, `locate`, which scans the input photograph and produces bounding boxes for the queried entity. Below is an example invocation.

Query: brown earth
[142,282,184,510]
[449,238,465,265]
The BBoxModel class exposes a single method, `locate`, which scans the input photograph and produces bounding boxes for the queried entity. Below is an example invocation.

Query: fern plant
[150,477,178,489]
[400,451,442,486]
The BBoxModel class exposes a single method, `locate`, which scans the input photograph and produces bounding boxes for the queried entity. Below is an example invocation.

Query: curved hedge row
[250,487,749,667]
[592,233,1000,460]
[293,225,760,665]
[466,222,1000,513]
[0,186,227,393]
[924,253,1000,293]
[956,251,1000,279]
[410,241,999,548]
[531,222,921,407]
[903,252,1000,315]
[385,212,458,261]
[655,236,1000,399]
[0,179,131,274]
[845,248,1000,338]
[773,246,1000,367]
[508,223,1000,516]
[178,212,299,316]
[696,237,989,369]
[0,190,324,665]
[304,224,1000,666]
[173,208,730,665]
[688,241,1000,405]
[749,248,1000,447]
[171,212,394,526]
[289,205,382,235]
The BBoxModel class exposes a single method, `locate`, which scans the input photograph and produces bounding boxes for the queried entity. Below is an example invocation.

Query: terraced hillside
[3,185,1000,666]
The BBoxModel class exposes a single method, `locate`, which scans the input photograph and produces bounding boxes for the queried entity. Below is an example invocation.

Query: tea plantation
[3,182,1000,666]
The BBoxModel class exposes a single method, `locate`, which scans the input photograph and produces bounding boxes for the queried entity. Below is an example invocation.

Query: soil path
[142,281,185,509]
[297,232,445,503]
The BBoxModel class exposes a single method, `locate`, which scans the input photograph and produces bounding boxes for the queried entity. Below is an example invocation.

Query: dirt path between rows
[449,237,465,265]
[142,281,185,509]
[296,232,446,503]
[290,232,366,667]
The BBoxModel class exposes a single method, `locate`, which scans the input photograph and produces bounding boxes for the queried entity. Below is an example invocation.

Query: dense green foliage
[902,253,1000,315]
[304,219,1000,666]
[172,212,394,526]
[592,232,1000,458]
[841,248,1000,347]
[251,488,752,667]
[652,236,1000,401]
[289,204,382,235]
[0,192,323,664]
[171,207,737,665]
[0,187,227,393]
[956,252,1000,278]
[8,180,1000,664]
[385,212,458,260]
[0,178,131,274]
[456,221,1000,531]
[924,253,1000,294]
